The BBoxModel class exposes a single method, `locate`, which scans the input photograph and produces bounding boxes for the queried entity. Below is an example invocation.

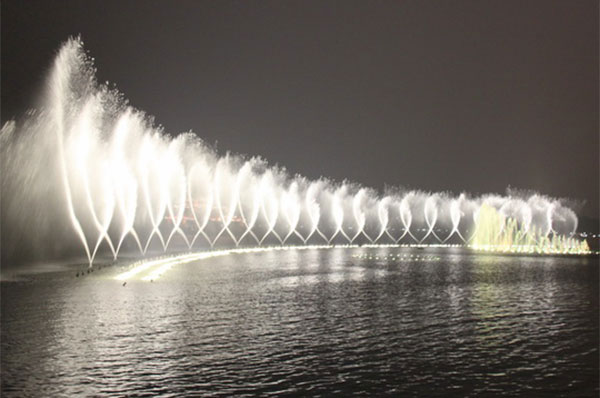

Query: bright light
[115,245,337,282]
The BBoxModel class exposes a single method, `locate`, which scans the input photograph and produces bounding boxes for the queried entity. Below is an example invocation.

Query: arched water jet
[421,195,442,244]
[442,198,467,244]
[236,162,261,245]
[71,99,116,261]
[212,157,240,247]
[375,197,393,243]
[281,182,303,244]
[187,162,214,248]
[164,141,190,250]
[111,112,144,257]
[89,161,117,263]
[398,195,418,243]
[328,187,352,244]
[258,172,282,245]
[351,189,367,243]
[140,136,168,253]
[303,182,327,244]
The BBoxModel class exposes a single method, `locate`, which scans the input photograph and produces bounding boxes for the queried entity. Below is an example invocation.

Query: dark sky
[2,0,598,217]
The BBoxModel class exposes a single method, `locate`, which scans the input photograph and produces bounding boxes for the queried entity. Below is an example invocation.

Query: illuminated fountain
[471,204,588,254]
[0,38,591,271]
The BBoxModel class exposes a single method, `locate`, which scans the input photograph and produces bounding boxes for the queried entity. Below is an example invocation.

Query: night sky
[2,0,598,217]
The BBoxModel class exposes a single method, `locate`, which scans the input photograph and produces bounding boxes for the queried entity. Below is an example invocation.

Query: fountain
[0,38,590,268]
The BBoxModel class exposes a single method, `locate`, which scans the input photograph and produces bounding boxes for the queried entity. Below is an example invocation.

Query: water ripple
[1,248,598,397]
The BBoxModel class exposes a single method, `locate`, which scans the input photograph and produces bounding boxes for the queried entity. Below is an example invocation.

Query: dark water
[2,248,598,397]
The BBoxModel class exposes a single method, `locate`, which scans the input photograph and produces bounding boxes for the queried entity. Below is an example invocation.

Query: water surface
[2,247,598,396]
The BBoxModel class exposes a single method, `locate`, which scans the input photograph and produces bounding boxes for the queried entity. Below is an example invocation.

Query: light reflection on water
[1,248,598,397]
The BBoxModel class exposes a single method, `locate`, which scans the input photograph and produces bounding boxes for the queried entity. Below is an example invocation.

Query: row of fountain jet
[58,134,578,264]
[1,38,579,266]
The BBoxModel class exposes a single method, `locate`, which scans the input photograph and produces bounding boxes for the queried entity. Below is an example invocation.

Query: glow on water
[115,245,336,282]
[115,242,593,283]
[114,244,457,282]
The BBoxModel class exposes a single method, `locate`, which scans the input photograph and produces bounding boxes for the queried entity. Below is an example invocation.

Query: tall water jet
[51,39,93,265]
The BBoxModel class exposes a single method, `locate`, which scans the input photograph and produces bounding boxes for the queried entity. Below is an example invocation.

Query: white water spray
[0,38,589,266]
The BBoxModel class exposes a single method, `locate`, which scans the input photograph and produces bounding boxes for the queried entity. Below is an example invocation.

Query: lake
[2,247,598,396]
